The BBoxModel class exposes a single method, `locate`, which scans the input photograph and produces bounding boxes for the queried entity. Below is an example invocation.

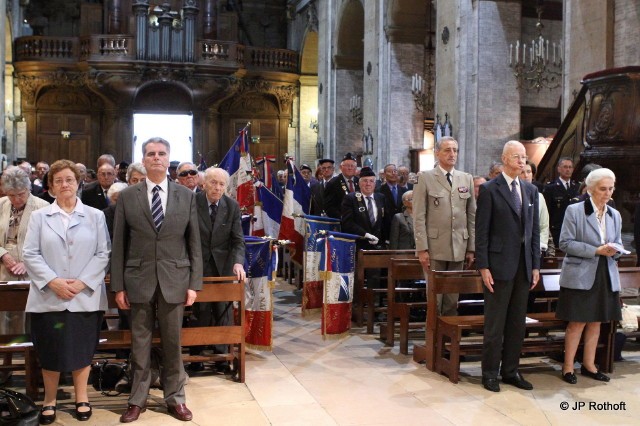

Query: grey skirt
[555,256,622,323]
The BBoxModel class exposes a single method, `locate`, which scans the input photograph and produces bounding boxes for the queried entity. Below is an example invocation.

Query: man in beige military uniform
[413,137,476,315]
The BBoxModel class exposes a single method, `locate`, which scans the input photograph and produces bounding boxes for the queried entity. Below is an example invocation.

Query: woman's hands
[596,245,617,257]
[47,278,87,300]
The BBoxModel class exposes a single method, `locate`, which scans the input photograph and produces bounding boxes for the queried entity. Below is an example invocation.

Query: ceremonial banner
[255,156,283,200]
[278,160,311,265]
[219,125,254,212]
[302,215,340,316]
[251,183,283,238]
[243,236,277,350]
[319,231,360,337]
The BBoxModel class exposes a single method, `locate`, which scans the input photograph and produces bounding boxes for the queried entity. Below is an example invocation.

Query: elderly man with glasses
[81,163,116,210]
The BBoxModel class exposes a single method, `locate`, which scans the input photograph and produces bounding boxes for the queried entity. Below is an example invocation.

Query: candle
[509,44,513,66]
[516,40,519,63]
[523,43,526,66]
[412,75,416,92]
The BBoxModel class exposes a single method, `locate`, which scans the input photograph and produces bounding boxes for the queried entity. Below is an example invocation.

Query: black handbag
[0,387,39,426]
[90,360,129,396]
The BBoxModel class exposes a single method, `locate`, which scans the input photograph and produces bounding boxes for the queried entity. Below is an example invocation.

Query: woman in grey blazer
[556,168,622,385]
[23,160,110,424]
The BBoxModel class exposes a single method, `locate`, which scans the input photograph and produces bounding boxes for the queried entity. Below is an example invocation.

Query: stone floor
[6,279,640,425]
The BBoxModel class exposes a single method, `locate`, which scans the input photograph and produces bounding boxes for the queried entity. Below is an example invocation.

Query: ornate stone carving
[16,70,87,105]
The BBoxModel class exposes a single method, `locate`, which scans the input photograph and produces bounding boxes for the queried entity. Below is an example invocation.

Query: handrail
[14,35,298,74]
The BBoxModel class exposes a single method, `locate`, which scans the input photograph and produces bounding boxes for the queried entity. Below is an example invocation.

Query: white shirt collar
[146,177,168,195]
[438,165,455,176]
[51,197,85,215]
[502,172,520,187]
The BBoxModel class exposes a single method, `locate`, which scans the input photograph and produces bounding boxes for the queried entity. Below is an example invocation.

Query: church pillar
[437,0,521,175]
[563,0,614,116]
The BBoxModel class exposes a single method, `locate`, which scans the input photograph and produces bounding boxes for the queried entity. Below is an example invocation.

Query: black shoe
[187,362,205,372]
[580,365,610,382]
[562,371,577,384]
[502,372,533,390]
[482,378,500,392]
[39,406,56,425]
[75,402,92,421]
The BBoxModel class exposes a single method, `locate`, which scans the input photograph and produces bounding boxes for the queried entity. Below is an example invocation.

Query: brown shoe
[120,405,146,423]
[167,403,193,421]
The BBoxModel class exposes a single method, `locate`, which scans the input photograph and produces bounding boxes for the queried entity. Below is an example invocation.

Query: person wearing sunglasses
[176,162,200,192]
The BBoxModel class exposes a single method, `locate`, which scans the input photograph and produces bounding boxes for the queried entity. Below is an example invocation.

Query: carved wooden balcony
[14,35,298,75]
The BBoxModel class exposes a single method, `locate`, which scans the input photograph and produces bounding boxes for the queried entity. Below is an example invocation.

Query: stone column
[437,0,521,175]
[614,0,640,67]
[563,0,614,116]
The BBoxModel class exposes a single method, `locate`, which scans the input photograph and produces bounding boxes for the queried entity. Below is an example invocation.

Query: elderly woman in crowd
[0,168,49,381]
[23,160,110,424]
[389,190,415,250]
[556,168,622,385]
[126,162,146,186]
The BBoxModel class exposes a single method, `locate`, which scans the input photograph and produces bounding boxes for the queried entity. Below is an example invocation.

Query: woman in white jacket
[23,160,110,424]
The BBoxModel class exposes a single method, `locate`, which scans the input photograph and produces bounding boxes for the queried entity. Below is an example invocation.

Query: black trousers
[481,250,530,379]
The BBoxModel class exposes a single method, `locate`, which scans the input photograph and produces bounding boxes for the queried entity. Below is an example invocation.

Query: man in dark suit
[397,165,413,191]
[309,159,334,216]
[543,157,579,247]
[112,137,202,422]
[377,163,406,244]
[81,163,116,210]
[341,166,386,252]
[189,167,245,372]
[324,153,359,219]
[475,140,540,393]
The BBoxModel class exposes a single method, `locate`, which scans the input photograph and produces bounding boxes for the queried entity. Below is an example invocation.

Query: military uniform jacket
[413,168,476,262]
[324,174,359,219]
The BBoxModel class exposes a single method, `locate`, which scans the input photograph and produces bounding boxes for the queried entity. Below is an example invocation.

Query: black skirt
[29,310,103,372]
[556,256,622,323]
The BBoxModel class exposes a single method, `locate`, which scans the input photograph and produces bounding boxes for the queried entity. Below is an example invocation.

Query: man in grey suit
[188,167,246,372]
[475,140,540,393]
[413,137,476,316]
[111,137,202,422]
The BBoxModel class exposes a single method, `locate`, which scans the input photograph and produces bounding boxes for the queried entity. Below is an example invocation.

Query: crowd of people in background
[0,138,636,421]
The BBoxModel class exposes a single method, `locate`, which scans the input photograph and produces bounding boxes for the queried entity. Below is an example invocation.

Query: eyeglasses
[509,154,528,161]
[178,170,198,177]
[53,178,77,186]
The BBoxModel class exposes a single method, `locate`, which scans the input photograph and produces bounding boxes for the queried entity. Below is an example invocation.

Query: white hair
[585,168,615,190]
[107,182,128,199]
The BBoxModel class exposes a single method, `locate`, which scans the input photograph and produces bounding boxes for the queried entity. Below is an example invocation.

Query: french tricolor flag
[218,125,254,212]
[278,160,311,265]
[255,156,282,200]
[251,183,283,238]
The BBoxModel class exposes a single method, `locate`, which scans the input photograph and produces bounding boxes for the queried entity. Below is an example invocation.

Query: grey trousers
[128,288,186,407]
[429,259,465,316]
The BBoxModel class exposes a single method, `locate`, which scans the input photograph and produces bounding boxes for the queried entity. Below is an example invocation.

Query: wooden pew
[381,258,426,354]
[354,250,417,333]
[100,277,246,382]
[0,283,39,399]
[0,277,246,400]
[425,268,635,383]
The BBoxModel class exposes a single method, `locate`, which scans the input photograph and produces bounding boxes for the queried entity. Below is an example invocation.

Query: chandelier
[509,1,562,92]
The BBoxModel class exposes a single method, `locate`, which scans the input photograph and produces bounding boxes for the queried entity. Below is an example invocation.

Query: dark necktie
[511,180,521,217]
[348,179,354,193]
[446,172,452,187]
[210,203,218,226]
[151,185,164,230]
[366,196,376,225]
[391,185,398,204]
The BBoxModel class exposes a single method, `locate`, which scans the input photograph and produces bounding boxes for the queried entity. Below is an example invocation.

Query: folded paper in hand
[606,242,630,255]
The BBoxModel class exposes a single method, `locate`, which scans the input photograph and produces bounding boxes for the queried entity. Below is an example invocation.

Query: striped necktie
[151,185,164,231]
